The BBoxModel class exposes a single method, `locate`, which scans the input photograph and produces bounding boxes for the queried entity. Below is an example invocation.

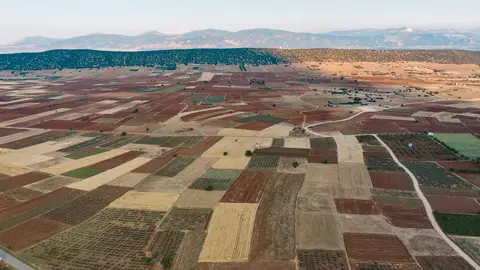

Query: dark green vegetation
[434,212,480,236]
[65,148,109,160]
[366,156,404,172]
[0,49,284,70]
[404,161,472,189]
[62,167,104,179]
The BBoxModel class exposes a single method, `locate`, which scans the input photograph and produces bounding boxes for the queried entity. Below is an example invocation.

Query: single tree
[292,161,299,168]
[121,132,127,136]
[245,150,253,157]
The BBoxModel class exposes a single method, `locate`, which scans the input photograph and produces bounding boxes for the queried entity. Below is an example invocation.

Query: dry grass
[107,172,149,187]
[202,137,269,158]
[296,212,344,250]
[284,138,310,149]
[136,175,192,193]
[256,124,291,137]
[276,157,308,174]
[0,162,32,176]
[305,164,339,183]
[199,203,258,262]
[396,228,454,256]
[175,157,218,180]
[334,135,364,163]
[212,157,251,170]
[338,214,396,234]
[299,181,371,199]
[108,191,178,211]
[337,162,372,188]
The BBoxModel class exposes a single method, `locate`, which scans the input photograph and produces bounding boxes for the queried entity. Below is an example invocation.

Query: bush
[450,168,455,172]
[204,185,213,191]
[121,132,127,136]
[133,108,139,113]
[292,161,299,168]
[245,150,253,157]
[323,160,329,164]
[223,152,228,156]
[172,154,178,158]
[161,253,175,269]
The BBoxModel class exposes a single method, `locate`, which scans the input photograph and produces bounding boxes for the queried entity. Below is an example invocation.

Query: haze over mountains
[1,27,479,53]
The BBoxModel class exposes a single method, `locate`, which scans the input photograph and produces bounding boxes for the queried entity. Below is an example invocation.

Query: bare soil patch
[89,150,145,170]
[25,176,79,193]
[0,172,51,193]
[334,198,380,215]
[339,214,396,235]
[415,256,475,270]
[173,231,206,270]
[369,171,415,191]
[197,262,295,270]
[174,189,226,209]
[427,195,480,214]
[5,187,44,201]
[220,171,272,203]
[297,212,344,250]
[377,204,432,229]
[159,207,211,231]
[136,175,191,193]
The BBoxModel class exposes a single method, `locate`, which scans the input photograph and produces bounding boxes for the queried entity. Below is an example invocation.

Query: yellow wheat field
[108,191,178,211]
[67,157,151,191]
[334,135,364,163]
[199,203,258,262]
[305,164,339,183]
[212,157,250,170]
[42,149,130,174]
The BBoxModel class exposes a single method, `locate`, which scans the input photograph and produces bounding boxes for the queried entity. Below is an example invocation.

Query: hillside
[1,48,480,71]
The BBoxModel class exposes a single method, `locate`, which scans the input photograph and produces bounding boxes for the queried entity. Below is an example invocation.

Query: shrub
[161,253,175,269]
[172,154,178,158]
[121,132,127,136]
[450,168,455,172]
[292,161,299,168]
[245,150,253,157]
[204,185,213,191]
[324,160,328,164]
[133,108,139,113]
[223,152,228,156]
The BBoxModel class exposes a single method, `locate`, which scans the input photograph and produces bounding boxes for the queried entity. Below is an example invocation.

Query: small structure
[255,143,260,150]
[408,143,413,148]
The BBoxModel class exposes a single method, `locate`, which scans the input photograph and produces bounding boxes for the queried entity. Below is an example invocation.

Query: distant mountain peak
[399,27,414,32]
[137,30,165,36]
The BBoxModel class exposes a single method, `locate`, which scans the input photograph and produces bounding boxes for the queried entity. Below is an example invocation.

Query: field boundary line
[374,134,480,270]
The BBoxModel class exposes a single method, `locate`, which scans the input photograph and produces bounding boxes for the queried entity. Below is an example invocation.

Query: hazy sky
[1,0,479,44]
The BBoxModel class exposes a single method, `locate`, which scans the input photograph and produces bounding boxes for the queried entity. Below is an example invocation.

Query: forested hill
[0,49,285,70]
[0,48,479,70]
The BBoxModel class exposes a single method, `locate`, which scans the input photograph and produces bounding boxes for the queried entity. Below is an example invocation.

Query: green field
[235,114,286,124]
[204,95,225,103]
[65,148,109,160]
[434,212,480,236]
[433,133,480,159]
[62,167,104,179]
[134,136,172,145]
[155,85,186,93]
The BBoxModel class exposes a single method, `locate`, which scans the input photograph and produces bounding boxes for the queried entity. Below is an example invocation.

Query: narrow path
[0,249,34,270]
[374,134,480,270]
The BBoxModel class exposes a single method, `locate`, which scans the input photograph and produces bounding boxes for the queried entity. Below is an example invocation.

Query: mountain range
[1,27,479,53]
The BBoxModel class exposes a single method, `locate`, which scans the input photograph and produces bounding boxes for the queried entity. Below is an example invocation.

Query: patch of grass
[155,85,185,93]
[134,136,172,145]
[65,148,109,160]
[204,185,213,191]
[235,114,286,124]
[204,95,225,103]
[433,133,480,159]
[434,212,480,236]
[62,167,104,179]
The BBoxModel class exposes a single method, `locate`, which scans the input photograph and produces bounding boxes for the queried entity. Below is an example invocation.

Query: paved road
[375,135,480,270]
[0,249,34,270]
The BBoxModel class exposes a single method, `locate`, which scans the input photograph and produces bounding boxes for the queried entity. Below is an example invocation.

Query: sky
[1,0,479,44]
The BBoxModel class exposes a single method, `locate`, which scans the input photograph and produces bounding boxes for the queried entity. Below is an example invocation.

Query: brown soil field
[436,161,480,171]
[0,218,70,251]
[349,262,421,270]
[250,173,304,261]
[0,193,20,210]
[22,208,164,270]
[173,231,206,270]
[307,154,338,164]
[337,163,372,189]
[363,149,397,158]
[131,147,186,173]
[89,150,145,170]
[181,136,223,156]
[31,119,92,130]
[297,249,349,270]
[310,137,337,149]
[371,196,424,209]
[334,198,380,215]
[234,121,274,131]
[415,256,475,270]
[159,208,211,231]
[0,130,65,149]
[107,172,149,187]
[254,147,310,158]
[397,228,454,257]
[0,127,26,137]
[377,204,432,229]
[135,175,189,193]
[174,190,226,209]
[220,171,272,203]
[41,185,131,225]
[5,187,44,201]
[297,212,344,250]
[369,171,415,191]
[276,157,308,174]
[344,233,415,263]
[0,187,85,232]
[426,195,480,214]
[0,172,51,193]
[456,173,480,188]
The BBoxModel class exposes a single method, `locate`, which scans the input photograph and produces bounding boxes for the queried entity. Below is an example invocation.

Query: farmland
[0,56,479,270]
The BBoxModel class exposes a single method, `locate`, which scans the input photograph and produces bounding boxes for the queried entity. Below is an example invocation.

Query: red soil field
[0,127,26,137]
[132,147,187,173]
[436,161,480,171]
[180,136,222,156]
[180,108,225,122]
[157,103,186,115]
[89,151,145,170]
[0,172,51,193]
[377,204,432,229]
[123,114,172,126]
[0,187,83,221]
[31,120,92,130]
[0,130,65,149]
[182,105,216,113]
[286,117,303,125]
[334,199,380,215]
[197,262,295,270]
[225,93,242,103]
[220,171,272,203]
[222,104,256,112]
[369,171,415,191]
[309,149,337,156]
[458,173,480,188]
[0,194,20,210]
[254,147,310,158]
[343,233,414,263]
[427,195,480,214]
[0,218,70,251]
[415,256,475,270]
[234,121,274,131]
[82,116,134,132]
[249,102,277,111]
